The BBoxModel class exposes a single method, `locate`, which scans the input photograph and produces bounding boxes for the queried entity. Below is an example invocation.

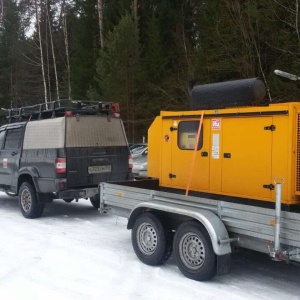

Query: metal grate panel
[23,117,65,149]
[66,115,127,147]
[296,113,300,194]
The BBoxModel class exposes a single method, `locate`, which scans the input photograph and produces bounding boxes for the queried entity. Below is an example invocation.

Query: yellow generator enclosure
[148,102,300,205]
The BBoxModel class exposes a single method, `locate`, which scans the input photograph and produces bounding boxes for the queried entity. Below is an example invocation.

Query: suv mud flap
[37,193,54,204]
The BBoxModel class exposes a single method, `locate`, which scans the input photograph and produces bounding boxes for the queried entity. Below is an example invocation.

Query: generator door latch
[263,184,275,190]
[169,173,176,179]
[170,127,178,132]
[264,125,276,131]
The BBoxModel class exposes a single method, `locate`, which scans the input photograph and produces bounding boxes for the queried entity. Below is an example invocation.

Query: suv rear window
[0,130,5,149]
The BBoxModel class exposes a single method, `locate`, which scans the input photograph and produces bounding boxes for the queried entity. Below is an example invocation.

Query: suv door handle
[11,151,18,156]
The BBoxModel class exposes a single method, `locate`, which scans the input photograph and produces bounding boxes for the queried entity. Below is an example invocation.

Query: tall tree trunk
[47,0,60,100]
[295,0,300,43]
[10,67,13,108]
[45,9,52,102]
[181,3,191,77]
[0,0,3,18]
[133,0,138,32]
[97,0,104,49]
[35,0,48,104]
[62,0,71,99]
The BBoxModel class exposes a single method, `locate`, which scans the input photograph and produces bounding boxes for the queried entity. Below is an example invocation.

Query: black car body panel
[0,112,131,202]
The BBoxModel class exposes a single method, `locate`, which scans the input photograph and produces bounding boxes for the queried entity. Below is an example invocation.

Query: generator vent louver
[296,113,300,194]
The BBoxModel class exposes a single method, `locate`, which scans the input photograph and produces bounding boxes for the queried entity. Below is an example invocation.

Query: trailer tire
[132,212,172,266]
[173,221,216,281]
[19,182,44,219]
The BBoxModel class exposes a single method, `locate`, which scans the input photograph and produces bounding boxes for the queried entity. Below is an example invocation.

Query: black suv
[0,100,132,218]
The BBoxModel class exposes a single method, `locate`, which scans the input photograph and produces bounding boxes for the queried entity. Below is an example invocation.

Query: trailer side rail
[100,183,300,251]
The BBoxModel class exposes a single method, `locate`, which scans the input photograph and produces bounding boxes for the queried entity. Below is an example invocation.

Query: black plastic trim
[162,110,289,120]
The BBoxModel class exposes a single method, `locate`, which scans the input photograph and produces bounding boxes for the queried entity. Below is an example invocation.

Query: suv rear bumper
[33,177,98,199]
[58,187,98,200]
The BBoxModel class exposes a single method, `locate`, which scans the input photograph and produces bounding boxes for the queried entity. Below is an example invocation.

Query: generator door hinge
[169,173,176,179]
[264,125,276,131]
[263,184,275,190]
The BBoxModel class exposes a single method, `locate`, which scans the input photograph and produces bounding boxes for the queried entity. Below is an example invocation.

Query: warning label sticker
[212,134,220,159]
[212,119,221,130]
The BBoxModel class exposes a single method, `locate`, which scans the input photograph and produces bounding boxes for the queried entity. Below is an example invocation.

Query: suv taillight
[128,155,133,169]
[112,103,120,113]
[112,103,120,118]
[56,158,66,174]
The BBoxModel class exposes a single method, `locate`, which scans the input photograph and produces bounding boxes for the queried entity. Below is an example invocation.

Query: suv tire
[90,195,100,209]
[19,182,44,219]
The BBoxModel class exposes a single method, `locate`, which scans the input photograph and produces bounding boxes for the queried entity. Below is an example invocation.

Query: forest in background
[0,0,299,141]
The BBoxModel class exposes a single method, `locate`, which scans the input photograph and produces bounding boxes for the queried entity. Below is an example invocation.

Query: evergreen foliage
[0,0,300,138]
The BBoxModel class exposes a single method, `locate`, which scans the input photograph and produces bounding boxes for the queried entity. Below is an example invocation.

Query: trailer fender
[127,201,231,256]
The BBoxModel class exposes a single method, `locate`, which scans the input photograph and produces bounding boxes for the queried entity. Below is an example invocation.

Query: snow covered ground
[0,192,299,300]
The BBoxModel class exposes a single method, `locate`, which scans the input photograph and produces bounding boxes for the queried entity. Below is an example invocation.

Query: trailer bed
[100,182,300,258]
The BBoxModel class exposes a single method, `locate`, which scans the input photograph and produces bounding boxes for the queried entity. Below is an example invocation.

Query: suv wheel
[90,195,100,209]
[19,182,44,219]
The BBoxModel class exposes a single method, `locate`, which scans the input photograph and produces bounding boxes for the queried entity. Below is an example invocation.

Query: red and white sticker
[212,119,221,130]
[3,158,7,169]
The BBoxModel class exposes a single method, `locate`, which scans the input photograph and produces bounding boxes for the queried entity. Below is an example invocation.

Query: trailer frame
[99,181,300,280]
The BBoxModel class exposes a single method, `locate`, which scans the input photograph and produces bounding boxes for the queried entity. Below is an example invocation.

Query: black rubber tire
[19,182,44,219]
[173,221,216,281]
[90,195,100,209]
[131,212,172,266]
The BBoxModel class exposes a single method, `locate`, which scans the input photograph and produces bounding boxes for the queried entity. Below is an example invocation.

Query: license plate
[88,165,111,174]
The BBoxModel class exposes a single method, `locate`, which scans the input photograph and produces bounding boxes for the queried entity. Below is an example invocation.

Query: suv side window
[4,127,22,150]
[0,130,6,149]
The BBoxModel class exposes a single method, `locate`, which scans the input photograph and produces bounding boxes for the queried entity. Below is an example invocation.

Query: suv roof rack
[2,100,119,123]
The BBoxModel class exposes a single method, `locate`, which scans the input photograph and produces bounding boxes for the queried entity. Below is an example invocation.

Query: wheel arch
[127,201,231,256]
[17,167,39,193]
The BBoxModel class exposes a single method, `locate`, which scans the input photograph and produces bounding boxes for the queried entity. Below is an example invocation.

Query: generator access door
[222,116,273,199]
[166,118,210,191]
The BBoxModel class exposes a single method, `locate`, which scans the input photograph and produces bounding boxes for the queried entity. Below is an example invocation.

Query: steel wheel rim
[136,222,157,255]
[21,189,31,212]
[179,232,205,270]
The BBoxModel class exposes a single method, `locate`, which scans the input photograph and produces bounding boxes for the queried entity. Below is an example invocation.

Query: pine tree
[0,0,23,109]
[95,14,141,141]
[69,0,99,99]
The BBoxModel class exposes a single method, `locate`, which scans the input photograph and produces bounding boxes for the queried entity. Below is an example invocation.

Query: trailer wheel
[132,212,172,266]
[19,182,44,219]
[173,221,216,281]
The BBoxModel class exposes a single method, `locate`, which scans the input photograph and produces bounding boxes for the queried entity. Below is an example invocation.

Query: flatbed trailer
[99,75,300,281]
[99,180,300,281]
